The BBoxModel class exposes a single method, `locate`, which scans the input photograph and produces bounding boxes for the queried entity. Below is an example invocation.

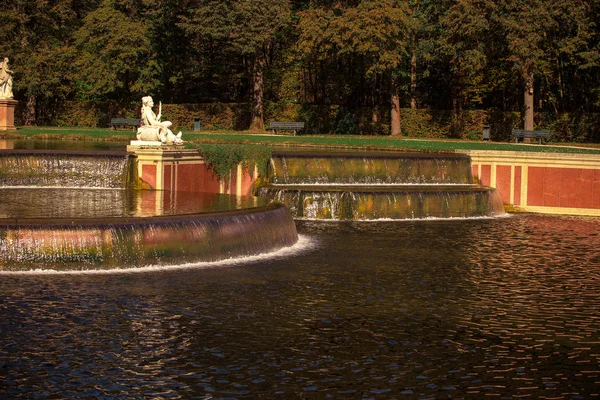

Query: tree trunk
[523,70,534,132]
[25,95,36,126]
[249,51,265,131]
[451,94,463,138]
[390,77,401,136]
[410,47,417,109]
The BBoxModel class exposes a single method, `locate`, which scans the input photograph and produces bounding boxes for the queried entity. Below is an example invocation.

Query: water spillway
[0,149,298,271]
[0,201,297,271]
[0,150,133,188]
[268,150,474,185]
[258,150,506,220]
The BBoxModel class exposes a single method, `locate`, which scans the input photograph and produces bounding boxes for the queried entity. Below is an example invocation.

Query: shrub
[184,143,272,180]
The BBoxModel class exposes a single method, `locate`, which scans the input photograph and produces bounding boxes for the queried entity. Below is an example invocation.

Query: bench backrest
[270,122,305,129]
[511,129,550,137]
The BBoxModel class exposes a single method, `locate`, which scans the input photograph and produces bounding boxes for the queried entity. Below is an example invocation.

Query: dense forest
[2,0,600,140]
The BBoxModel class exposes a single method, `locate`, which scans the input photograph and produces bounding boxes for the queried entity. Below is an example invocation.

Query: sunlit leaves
[298,0,409,77]
[75,0,158,100]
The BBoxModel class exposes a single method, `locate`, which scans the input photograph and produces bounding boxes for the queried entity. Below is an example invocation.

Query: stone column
[0,99,17,131]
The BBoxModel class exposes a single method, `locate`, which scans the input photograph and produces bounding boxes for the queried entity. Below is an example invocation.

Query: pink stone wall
[241,169,256,196]
[136,152,257,196]
[496,165,511,204]
[141,164,157,189]
[480,165,491,186]
[175,164,213,192]
[514,166,522,206]
[471,153,600,213]
[528,167,600,208]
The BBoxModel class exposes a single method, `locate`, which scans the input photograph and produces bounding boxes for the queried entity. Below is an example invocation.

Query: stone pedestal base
[126,140,185,152]
[0,99,18,131]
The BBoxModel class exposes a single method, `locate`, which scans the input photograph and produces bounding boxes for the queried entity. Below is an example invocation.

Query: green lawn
[4,126,600,154]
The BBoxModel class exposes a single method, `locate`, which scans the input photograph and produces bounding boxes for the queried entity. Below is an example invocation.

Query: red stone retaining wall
[131,147,258,196]
[466,150,600,216]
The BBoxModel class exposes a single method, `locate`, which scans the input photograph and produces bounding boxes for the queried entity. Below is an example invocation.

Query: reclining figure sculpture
[136,96,182,144]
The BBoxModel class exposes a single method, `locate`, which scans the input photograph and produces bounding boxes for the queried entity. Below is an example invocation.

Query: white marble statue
[136,96,182,144]
[0,57,14,99]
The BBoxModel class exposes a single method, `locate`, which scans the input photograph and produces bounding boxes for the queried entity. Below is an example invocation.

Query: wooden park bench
[511,129,551,144]
[110,118,141,130]
[269,121,305,136]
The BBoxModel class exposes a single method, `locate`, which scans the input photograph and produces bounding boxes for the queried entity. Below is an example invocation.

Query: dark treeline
[2,0,600,138]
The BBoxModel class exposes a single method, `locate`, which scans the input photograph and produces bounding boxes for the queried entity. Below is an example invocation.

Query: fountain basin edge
[0,203,298,271]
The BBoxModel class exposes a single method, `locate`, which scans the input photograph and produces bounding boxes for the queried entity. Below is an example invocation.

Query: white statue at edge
[0,57,14,99]
[136,96,182,144]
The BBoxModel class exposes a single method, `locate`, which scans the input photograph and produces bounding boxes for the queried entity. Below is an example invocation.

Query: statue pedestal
[126,140,185,152]
[0,99,17,131]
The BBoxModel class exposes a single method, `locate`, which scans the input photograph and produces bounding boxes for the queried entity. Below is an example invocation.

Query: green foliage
[499,0,554,75]
[0,0,87,123]
[2,0,600,140]
[181,0,292,129]
[297,0,409,107]
[75,0,158,100]
[160,103,251,131]
[439,0,492,104]
[537,112,600,143]
[184,143,272,180]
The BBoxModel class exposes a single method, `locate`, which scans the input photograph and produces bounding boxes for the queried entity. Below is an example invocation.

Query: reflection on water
[0,188,265,218]
[0,214,598,397]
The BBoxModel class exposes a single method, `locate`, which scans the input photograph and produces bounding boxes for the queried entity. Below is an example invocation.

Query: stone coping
[126,141,186,152]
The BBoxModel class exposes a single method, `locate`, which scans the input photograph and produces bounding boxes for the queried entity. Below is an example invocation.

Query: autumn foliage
[1,0,600,140]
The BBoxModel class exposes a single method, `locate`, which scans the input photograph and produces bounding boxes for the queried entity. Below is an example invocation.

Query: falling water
[0,149,298,271]
[0,203,297,271]
[0,150,132,188]
[259,151,506,220]
[269,151,474,185]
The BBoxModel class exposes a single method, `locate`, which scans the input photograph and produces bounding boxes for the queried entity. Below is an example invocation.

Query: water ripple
[0,214,598,398]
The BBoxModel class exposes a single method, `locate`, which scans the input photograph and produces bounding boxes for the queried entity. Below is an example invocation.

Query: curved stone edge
[0,203,299,271]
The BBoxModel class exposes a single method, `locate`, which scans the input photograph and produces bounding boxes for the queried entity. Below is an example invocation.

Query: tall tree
[234,0,292,130]
[545,0,599,114]
[439,0,493,136]
[74,0,158,102]
[406,0,445,109]
[182,0,291,130]
[144,0,191,103]
[178,1,241,102]
[0,0,90,124]
[298,0,409,135]
[496,0,556,130]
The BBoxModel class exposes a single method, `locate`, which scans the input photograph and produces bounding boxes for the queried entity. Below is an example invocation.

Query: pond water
[0,139,127,152]
[0,188,265,219]
[1,214,598,398]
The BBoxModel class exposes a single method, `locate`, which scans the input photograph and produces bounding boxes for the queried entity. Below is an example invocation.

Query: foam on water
[0,234,316,276]
[300,213,514,222]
